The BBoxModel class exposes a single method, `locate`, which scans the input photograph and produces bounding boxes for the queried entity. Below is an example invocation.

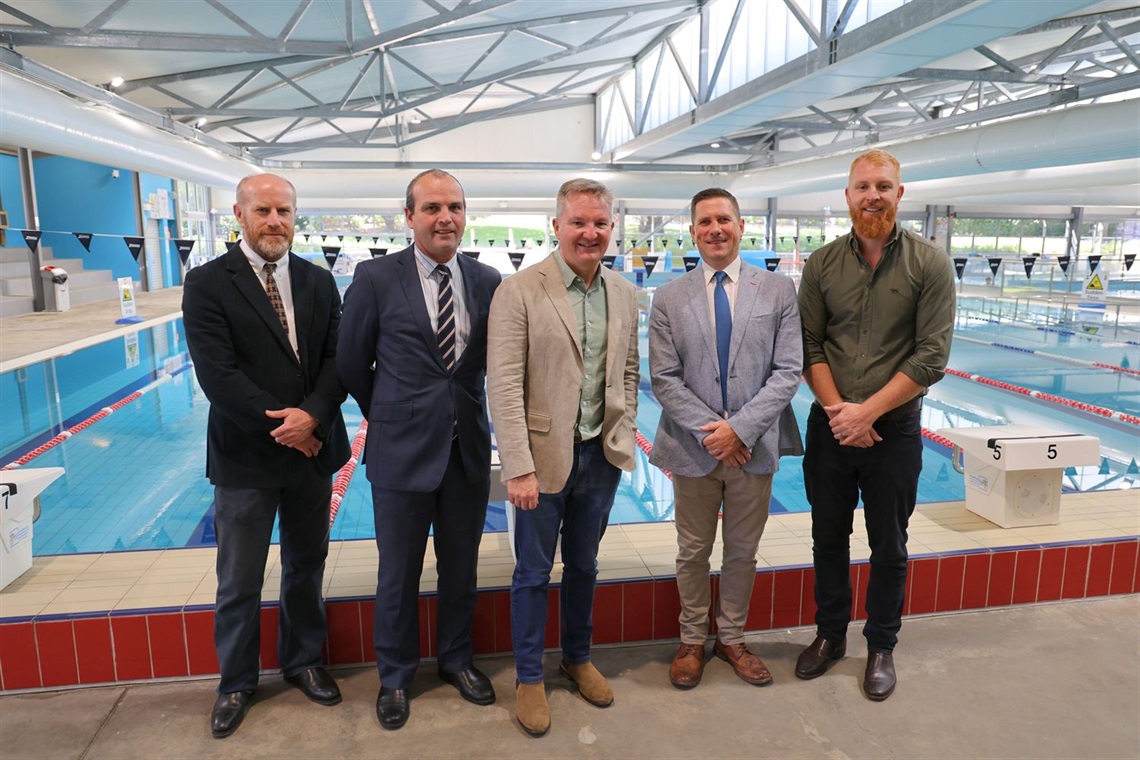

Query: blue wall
[0,153,27,232]
[138,172,180,287]
[33,156,140,280]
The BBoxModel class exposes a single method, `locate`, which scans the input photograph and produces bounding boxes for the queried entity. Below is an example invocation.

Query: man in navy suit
[338,169,502,730]
[649,187,802,690]
[183,173,350,738]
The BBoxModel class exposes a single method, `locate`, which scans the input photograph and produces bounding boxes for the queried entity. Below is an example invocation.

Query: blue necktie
[714,270,731,414]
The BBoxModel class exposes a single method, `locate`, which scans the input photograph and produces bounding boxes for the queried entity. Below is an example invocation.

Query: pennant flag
[765,257,780,272]
[123,236,145,260]
[461,250,480,260]
[405,237,412,245]
[1023,257,1035,279]
[368,247,387,257]
[321,246,341,269]
[779,236,785,245]
[643,255,658,277]
[988,257,1002,277]
[616,239,623,250]
[489,239,496,247]
[73,232,93,252]
[174,238,196,265]
[300,234,309,243]
[1057,255,1071,273]
[750,237,756,246]
[952,257,967,280]
[676,237,683,248]
[1127,458,1139,475]
[1087,254,1102,272]
[683,256,700,272]
[21,230,41,253]
[355,236,363,243]
[602,254,617,270]
[806,235,813,244]
[537,236,544,245]
[507,251,525,271]
[372,236,379,244]
[1124,253,1135,271]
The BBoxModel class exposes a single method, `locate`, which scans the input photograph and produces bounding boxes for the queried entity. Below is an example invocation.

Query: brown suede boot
[559,660,614,707]
[515,681,550,737]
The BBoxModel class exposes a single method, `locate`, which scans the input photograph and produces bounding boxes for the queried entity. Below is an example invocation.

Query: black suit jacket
[183,242,350,488]
[337,246,501,491]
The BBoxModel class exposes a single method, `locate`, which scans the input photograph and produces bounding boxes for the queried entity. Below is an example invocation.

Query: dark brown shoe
[713,640,772,686]
[863,652,896,701]
[795,635,847,680]
[669,643,705,690]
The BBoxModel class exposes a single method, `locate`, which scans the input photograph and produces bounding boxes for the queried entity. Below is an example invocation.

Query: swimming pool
[2,304,1136,556]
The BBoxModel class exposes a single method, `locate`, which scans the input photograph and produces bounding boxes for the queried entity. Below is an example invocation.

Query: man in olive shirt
[795,149,955,701]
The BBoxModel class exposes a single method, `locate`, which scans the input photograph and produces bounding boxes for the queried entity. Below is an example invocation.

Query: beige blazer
[487,252,639,493]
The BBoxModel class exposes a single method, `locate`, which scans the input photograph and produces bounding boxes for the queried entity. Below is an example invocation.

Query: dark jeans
[803,403,923,653]
[213,477,332,694]
[511,440,621,684]
[372,438,489,688]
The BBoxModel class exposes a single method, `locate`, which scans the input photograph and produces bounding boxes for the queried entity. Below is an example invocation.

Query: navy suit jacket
[337,247,501,491]
[182,243,350,488]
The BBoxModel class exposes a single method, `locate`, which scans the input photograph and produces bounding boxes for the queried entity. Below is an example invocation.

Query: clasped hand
[823,402,882,448]
[699,419,750,467]
[265,407,322,457]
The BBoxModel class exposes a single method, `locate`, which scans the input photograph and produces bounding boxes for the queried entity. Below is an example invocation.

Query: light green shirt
[554,252,608,440]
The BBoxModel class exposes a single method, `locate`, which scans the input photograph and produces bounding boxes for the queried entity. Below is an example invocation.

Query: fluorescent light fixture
[195,117,208,128]
[591,151,601,160]
[109,76,124,89]
[710,142,721,148]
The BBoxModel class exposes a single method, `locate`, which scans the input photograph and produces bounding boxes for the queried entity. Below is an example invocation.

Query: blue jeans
[511,440,621,684]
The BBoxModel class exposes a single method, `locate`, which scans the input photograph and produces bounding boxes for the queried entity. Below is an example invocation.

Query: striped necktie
[263,262,289,335]
[435,264,456,370]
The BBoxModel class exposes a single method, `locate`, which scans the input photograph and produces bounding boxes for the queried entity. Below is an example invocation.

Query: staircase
[0,246,120,318]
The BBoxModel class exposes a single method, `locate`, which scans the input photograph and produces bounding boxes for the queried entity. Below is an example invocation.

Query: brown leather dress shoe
[713,640,772,686]
[795,635,847,680]
[669,643,705,690]
[863,652,896,701]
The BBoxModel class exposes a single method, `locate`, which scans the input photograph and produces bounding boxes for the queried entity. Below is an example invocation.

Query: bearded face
[845,159,903,241]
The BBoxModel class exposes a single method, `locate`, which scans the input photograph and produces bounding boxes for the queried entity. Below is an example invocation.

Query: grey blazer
[648,261,803,478]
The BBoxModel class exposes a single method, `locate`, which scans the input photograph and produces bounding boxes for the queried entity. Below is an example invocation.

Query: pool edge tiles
[1,491,1138,691]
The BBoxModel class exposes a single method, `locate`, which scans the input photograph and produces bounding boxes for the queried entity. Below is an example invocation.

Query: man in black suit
[338,169,502,730]
[182,173,350,739]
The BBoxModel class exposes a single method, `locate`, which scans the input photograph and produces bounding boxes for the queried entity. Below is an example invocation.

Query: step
[0,294,35,319]
[68,280,121,307]
[0,268,117,296]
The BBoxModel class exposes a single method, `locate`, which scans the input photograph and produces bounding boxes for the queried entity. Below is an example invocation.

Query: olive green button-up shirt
[554,252,608,440]
[798,225,956,403]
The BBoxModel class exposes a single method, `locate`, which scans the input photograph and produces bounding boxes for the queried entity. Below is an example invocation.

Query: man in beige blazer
[487,178,639,738]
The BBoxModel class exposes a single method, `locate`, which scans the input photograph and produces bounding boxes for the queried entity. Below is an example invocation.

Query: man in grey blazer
[649,188,802,690]
[488,178,639,737]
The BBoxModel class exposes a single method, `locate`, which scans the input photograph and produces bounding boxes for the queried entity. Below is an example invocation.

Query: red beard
[848,202,896,240]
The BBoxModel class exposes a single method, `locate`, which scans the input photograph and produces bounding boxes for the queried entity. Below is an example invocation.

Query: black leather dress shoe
[376,688,410,730]
[211,690,253,738]
[863,652,896,701]
[284,666,342,705]
[795,635,847,679]
[439,665,496,706]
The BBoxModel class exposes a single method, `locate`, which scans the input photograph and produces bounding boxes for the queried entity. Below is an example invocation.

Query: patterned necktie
[263,262,289,335]
[714,270,732,413]
[435,264,456,370]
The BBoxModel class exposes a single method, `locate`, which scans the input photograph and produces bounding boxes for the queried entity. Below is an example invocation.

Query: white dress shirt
[414,246,470,362]
[241,240,298,357]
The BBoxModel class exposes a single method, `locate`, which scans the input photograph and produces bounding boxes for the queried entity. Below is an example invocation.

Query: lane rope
[329,420,368,526]
[956,335,1139,376]
[944,367,1140,425]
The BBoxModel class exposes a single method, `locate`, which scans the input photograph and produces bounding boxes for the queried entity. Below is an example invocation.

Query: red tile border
[853,564,870,622]
[592,584,623,645]
[543,588,559,650]
[988,551,1016,607]
[745,571,773,632]
[325,602,362,665]
[110,615,151,681]
[622,581,654,642]
[771,568,802,629]
[8,537,1140,692]
[1012,550,1042,605]
[935,555,966,613]
[1061,546,1090,600]
[1037,547,1065,602]
[908,558,939,615]
[74,617,115,685]
[184,610,218,676]
[417,597,432,660]
[0,622,40,690]
[961,553,991,610]
[1085,544,1114,597]
[652,579,680,639]
[259,607,280,671]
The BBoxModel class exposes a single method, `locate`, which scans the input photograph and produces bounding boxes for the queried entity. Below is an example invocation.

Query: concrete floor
[2,596,1137,760]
